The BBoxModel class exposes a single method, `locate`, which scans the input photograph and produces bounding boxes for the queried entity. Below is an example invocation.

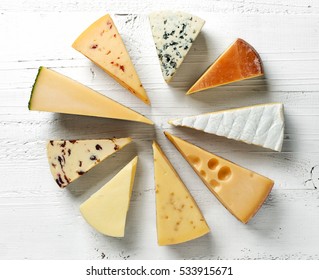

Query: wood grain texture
[0,0,318,260]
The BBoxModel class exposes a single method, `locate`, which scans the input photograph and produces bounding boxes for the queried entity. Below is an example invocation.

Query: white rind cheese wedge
[80,156,138,237]
[152,141,210,246]
[72,14,150,105]
[164,132,274,224]
[29,67,153,125]
[149,11,205,83]
[47,138,132,188]
[169,103,284,152]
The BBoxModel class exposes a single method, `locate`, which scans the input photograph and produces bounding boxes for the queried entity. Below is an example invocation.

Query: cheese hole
[200,170,206,177]
[210,179,220,187]
[218,166,232,181]
[188,155,200,166]
[208,158,219,170]
[210,179,221,192]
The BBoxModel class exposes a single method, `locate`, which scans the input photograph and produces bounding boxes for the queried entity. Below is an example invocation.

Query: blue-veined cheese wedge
[149,11,205,82]
[47,138,132,188]
[169,103,284,152]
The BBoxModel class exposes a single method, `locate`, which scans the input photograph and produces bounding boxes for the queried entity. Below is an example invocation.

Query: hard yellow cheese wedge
[47,138,132,188]
[164,132,274,223]
[80,156,138,237]
[72,14,150,105]
[29,67,153,125]
[152,141,210,245]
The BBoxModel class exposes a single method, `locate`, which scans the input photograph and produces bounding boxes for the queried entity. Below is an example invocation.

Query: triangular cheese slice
[149,11,205,83]
[187,38,263,94]
[152,141,210,245]
[80,156,138,237]
[47,138,132,188]
[169,103,284,152]
[29,67,153,125]
[164,132,274,223]
[72,14,150,105]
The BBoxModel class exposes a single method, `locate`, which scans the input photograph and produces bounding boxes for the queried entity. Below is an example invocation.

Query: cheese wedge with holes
[169,103,284,152]
[152,141,210,245]
[80,157,138,237]
[164,132,274,223]
[47,138,132,188]
[28,67,153,125]
[72,14,150,105]
[149,11,205,82]
[187,38,263,94]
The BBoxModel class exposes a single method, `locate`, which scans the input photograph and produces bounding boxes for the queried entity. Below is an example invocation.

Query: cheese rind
[187,38,263,94]
[164,132,274,223]
[169,103,284,152]
[72,14,150,105]
[152,141,210,245]
[80,157,138,237]
[29,67,153,125]
[149,11,205,82]
[47,138,132,188]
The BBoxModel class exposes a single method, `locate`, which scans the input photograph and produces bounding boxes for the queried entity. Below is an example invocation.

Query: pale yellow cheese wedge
[47,138,132,188]
[29,67,153,125]
[152,141,210,246]
[72,14,150,105]
[80,156,138,237]
[164,132,274,223]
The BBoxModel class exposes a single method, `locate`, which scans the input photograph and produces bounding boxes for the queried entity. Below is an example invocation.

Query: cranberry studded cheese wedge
[149,11,205,83]
[80,157,138,237]
[187,38,263,94]
[164,132,274,223]
[169,103,284,152]
[152,141,210,245]
[72,14,150,105]
[28,67,153,125]
[47,138,132,188]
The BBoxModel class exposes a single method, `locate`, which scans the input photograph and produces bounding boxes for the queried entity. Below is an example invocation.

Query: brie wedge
[169,103,284,152]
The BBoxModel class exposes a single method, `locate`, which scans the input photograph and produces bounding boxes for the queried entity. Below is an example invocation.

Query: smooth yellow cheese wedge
[80,156,138,237]
[152,141,210,246]
[72,14,150,105]
[47,138,132,188]
[164,132,274,224]
[28,67,153,125]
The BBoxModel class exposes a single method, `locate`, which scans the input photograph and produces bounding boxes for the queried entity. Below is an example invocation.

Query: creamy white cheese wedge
[169,103,284,152]
[80,156,138,237]
[149,11,205,82]
[47,138,132,188]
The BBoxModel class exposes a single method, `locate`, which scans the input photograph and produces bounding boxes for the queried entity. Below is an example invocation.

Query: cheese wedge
[169,103,284,152]
[47,138,132,188]
[152,141,210,245]
[187,38,263,94]
[72,14,150,105]
[80,157,138,237]
[28,67,153,125]
[149,11,205,83]
[164,132,274,223]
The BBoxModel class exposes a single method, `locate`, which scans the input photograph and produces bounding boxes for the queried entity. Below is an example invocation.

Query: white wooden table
[1,0,319,260]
